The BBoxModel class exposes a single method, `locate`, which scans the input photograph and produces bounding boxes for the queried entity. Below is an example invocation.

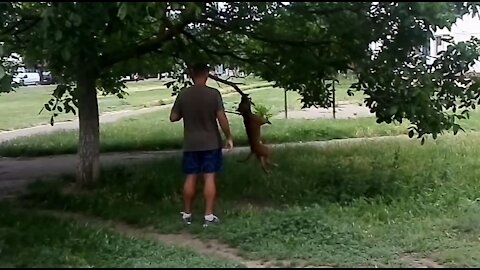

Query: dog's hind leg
[266,158,278,168]
[260,156,270,174]
[238,152,253,163]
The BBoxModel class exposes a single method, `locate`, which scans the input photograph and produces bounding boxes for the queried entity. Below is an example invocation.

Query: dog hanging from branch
[209,74,277,173]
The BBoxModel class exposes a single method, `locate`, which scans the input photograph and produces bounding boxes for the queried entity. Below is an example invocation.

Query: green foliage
[1,2,480,139]
[253,103,273,120]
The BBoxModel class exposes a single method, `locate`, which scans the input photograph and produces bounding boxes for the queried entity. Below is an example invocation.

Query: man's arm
[217,110,232,139]
[215,90,233,149]
[170,94,182,122]
[170,110,182,122]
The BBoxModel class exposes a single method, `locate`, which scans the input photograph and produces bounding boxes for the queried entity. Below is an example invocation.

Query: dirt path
[0,135,409,198]
[400,255,444,268]
[275,101,372,120]
[38,209,330,268]
[0,106,172,143]
[34,208,442,268]
[0,87,269,143]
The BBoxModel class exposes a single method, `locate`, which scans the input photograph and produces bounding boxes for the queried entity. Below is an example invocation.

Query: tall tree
[1,2,480,185]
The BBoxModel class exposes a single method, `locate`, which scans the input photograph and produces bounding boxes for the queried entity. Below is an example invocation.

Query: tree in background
[1,2,480,186]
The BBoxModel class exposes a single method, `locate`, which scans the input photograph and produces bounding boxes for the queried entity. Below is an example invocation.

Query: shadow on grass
[22,139,451,227]
[19,136,480,267]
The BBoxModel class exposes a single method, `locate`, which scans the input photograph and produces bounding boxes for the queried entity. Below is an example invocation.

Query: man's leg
[181,151,200,224]
[201,149,223,226]
[203,173,216,215]
[183,174,197,214]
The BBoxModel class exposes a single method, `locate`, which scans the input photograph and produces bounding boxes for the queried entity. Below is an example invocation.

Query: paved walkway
[275,102,372,120]
[0,87,270,143]
[0,106,173,143]
[0,135,409,198]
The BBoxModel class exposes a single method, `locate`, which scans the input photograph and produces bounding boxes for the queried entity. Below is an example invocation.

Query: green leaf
[388,105,398,115]
[70,13,82,26]
[0,76,12,93]
[0,66,5,80]
[193,5,202,17]
[55,30,62,41]
[452,124,463,135]
[171,2,180,10]
[61,49,71,61]
[118,3,128,20]
[53,85,69,98]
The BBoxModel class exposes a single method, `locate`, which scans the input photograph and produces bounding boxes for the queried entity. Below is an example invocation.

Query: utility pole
[332,79,336,119]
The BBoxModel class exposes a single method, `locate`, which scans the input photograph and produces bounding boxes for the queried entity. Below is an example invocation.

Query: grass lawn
[21,133,480,267]
[0,80,404,157]
[0,76,270,131]
[0,202,241,267]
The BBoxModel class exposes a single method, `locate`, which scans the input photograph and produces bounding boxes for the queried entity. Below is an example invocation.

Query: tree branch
[0,17,41,37]
[100,15,194,68]
[225,110,241,115]
[180,30,266,64]
[292,4,366,17]
[208,74,248,97]
[199,18,334,48]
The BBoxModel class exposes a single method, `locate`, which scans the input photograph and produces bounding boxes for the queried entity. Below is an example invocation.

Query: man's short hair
[189,63,210,77]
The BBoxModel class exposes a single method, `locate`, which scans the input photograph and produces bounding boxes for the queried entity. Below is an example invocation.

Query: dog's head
[237,94,253,115]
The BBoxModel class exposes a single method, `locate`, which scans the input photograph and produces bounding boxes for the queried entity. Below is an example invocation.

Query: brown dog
[207,74,277,173]
[236,94,277,173]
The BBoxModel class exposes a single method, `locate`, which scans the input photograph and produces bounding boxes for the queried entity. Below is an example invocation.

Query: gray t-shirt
[171,85,225,152]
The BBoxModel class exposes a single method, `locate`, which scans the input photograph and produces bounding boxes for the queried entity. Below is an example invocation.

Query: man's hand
[170,111,182,122]
[217,110,233,151]
[224,136,234,151]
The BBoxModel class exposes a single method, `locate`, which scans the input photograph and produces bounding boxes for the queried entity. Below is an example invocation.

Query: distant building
[369,13,480,73]
[426,13,480,73]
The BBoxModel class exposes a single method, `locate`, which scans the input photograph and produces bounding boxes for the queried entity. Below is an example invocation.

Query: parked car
[120,73,145,82]
[12,72,40,86]
[39,71,55,85]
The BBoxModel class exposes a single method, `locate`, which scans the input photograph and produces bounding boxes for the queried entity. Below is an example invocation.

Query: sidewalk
[0,135,409,198]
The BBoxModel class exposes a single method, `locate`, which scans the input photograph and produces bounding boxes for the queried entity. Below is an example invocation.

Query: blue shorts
[182,148,223,174]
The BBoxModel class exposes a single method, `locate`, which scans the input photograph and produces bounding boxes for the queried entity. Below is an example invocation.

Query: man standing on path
[169,63,234,227]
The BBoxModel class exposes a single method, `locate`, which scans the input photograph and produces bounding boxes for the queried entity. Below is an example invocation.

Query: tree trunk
[76,73,100,187]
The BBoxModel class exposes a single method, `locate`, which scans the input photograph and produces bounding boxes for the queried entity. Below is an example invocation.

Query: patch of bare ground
[37,209,333,268]
[400,254,444,268]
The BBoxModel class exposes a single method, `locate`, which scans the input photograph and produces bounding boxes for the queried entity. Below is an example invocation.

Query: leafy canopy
[1,2,480,139]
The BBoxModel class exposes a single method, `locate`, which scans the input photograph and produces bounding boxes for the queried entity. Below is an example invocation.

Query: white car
[13,72,41,86]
